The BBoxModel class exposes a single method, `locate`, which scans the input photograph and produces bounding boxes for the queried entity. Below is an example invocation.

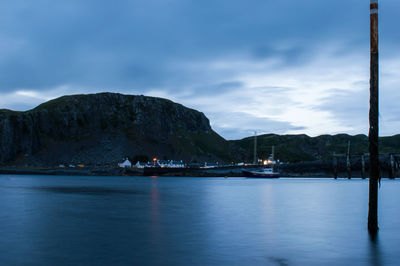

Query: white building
[119,158,132,168]
[134,161,145,168]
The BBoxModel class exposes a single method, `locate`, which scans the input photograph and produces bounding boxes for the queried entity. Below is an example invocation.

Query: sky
[0,0,399,140]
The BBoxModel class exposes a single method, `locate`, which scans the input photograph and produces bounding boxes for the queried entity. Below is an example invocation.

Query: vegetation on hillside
[229,134,400,163]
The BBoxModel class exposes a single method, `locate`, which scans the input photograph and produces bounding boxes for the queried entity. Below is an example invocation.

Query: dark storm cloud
[0,0,382,91]
[1,0,399,138]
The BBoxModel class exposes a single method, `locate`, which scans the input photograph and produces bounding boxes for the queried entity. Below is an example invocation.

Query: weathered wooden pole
[361,154,366,179]
[389,154,395,179]
[368,0,379,234]
[346,141,351,179]
[253,131,257,165]
[333,153,338,179]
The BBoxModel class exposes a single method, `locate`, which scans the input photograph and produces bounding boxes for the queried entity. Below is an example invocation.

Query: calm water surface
[0,175,399,265]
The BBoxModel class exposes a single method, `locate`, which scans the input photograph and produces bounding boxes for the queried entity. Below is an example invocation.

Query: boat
[242,167,280,178]
[243,139,280,178]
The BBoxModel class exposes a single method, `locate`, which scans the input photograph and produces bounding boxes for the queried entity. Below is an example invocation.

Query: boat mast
[253,131,257,165]
[271,145,275,160]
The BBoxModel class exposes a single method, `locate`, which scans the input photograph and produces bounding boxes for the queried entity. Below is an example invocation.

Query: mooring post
[389,154,395,179]
[253,131,257,165]
[368,0,379,234]
[346,157,351,179]
[346,141,351,179]
[361,154,366,179]
[333,153,338,179]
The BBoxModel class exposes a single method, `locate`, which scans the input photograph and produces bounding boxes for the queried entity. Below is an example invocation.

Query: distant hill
[229,134,400,163]
[1,92,400,167]
[0,93,230,166]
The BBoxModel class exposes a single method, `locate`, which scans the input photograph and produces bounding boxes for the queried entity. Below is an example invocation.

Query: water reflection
[0,176,399,265]
[268,256,289,266]
[29,186,145,195]
[150,179,161,238]
[148,179,165,265]
[369,232,382,266]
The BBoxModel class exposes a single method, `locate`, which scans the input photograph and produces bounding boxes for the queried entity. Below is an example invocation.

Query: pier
[332,153,399,179]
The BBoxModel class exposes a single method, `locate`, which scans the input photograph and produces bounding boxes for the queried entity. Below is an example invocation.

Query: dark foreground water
[0,175,399,266]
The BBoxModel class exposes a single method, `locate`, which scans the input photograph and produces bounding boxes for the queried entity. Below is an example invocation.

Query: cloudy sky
[0,0,399,140]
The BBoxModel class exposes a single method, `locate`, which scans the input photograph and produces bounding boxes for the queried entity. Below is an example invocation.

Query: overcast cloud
[0,0,399,140]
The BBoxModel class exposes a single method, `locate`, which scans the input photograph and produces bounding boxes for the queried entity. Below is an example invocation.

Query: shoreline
[0,166,395,178]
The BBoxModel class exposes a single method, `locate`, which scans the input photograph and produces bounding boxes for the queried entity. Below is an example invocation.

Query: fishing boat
[243,137,280,178]
[242,167,280,178]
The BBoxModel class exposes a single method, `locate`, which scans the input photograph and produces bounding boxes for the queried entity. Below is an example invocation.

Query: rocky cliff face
[0,93,229,166]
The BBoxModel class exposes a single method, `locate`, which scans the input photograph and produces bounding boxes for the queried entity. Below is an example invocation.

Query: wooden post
[361,154,366,179]
[333,153,338,179]
[389,154,395,179]
[368,0,379,234]
[253,131,257,165]
[347,141,351,179]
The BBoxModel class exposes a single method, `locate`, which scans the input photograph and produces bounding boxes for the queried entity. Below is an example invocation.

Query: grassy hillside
[229,134,400,163]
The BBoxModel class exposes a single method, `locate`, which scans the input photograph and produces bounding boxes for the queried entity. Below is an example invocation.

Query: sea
[0,175,399,266]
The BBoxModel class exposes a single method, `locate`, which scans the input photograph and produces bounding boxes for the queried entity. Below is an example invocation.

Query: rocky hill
[1,92,400,167]
[0,93,230,166]
[230,133,400,163]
